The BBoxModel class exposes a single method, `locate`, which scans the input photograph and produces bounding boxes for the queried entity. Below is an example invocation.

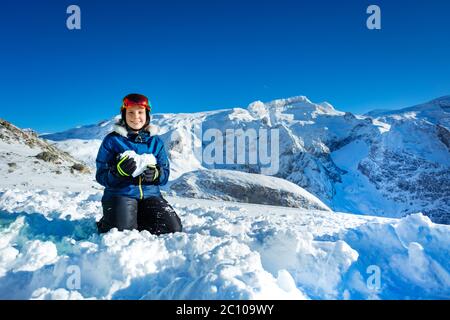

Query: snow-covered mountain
[41,95,450,224]
[365,95,450,128]
[0,119,95,192]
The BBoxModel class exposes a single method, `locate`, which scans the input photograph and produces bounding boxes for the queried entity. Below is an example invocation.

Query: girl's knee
[100,195,138,232]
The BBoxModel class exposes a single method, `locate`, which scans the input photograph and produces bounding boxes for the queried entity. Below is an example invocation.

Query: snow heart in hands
[119,150,157,178]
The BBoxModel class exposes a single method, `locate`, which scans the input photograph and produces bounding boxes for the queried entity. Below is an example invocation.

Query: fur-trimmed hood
[112,119,159,138]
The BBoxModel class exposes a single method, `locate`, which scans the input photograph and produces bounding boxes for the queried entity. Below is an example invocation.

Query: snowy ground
[0,188,449,300]
[47,139,102,169]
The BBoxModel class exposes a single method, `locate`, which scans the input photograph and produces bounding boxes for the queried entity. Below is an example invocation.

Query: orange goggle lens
[121,98,151,111]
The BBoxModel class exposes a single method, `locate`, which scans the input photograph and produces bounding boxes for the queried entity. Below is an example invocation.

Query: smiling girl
[95,93,182,234]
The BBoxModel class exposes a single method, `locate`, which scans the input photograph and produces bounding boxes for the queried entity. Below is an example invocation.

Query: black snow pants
[97,194,182,235]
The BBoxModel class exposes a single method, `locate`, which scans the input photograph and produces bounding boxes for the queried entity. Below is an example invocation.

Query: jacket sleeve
[153,136,170,186]
[95,135,127,188]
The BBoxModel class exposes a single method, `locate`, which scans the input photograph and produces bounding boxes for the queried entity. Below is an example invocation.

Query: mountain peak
[365,94,450,119]
[266,95,312,107]
[428,95,450,110]
[247,95,340,115]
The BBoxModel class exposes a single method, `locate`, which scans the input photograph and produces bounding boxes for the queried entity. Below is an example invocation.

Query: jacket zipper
[139,175,143,199]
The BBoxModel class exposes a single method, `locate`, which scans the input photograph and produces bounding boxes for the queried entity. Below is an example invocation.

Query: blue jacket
[96,121,169,199]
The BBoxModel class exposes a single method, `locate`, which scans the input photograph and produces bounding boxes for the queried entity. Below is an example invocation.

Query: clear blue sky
[1,0,449,132]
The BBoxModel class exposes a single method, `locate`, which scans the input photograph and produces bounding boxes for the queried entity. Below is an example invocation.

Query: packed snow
[0,188,448,300]
[120,150,157,177]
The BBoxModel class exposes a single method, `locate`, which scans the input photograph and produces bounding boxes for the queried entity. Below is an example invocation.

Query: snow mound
[342,213,450,299]
[168,169,331,211]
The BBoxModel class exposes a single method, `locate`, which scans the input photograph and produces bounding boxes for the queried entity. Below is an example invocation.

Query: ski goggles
[121,97,151,111]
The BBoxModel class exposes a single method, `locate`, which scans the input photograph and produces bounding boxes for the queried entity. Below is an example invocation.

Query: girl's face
[125,105,147,131]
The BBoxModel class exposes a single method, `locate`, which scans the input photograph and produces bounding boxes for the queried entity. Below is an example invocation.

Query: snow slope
[0,119,96,192]
[50,139,102,169]
[0,188,448,300]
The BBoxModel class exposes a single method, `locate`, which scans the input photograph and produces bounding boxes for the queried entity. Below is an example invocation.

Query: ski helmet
[120,93,151,127]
